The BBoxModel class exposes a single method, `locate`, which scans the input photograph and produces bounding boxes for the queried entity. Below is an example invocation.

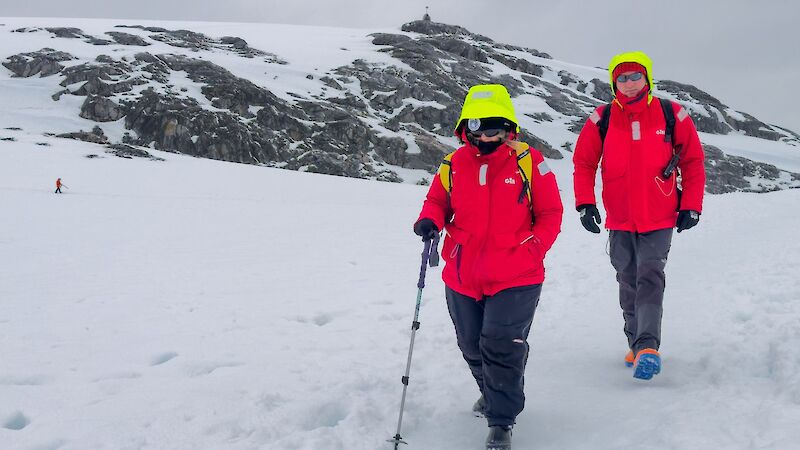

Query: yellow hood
[608,51,654,102]
[454,84,520,134]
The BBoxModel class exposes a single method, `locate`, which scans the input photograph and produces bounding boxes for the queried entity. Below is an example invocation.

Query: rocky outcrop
[56,126,109,144]
[401,20,493,42]
[106,143,164,161]
[45,27,113,45]
[80,96,125,122]
[703,145,800,193]
[656,80,794,142]
[2,48,75,77]
[106,32,151,46]
[115,25,287,62]
[3,20,798,192]
[587,79,613,103]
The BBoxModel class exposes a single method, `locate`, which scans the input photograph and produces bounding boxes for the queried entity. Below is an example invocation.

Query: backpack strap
[597,103,612,146]
[437,152,456,193]
[506,140,535,225]
[658,97,676,146]
[515,147,533,207]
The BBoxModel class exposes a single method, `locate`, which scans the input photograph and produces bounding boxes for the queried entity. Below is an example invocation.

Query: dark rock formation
[4,20,797,192]
[56,126,109,144]
[45,27,113,45]
[106,32,151,46]
[80,96,125,122]
[702,144,800,193]
[2,48,75,77]
[106,143,164,160]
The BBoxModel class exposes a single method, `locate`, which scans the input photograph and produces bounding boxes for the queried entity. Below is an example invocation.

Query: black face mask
[476,140,503,154]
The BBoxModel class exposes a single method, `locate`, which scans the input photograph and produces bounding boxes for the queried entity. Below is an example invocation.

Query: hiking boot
[633,349,661,380]
[486,425,512,450]
[472,394,486,417]
[625,350,635,368]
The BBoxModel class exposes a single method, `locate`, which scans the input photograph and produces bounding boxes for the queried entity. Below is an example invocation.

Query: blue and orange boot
[624,350,635,368]
[632,349,661,380]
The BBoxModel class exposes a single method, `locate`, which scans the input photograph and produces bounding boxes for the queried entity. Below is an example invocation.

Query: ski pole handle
[416,233,440,289]
[417,239,432,289]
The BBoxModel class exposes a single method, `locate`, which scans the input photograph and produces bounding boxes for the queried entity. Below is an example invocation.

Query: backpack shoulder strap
[504,140,535,208]
[517,146,536,226]
[515,146,533,207]
[437,151,456,193]
[597,103,612,146]
[658,97,676,146]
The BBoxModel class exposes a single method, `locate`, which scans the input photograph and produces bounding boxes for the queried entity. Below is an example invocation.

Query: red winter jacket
[573,95,706,232]
[416,142,563,299]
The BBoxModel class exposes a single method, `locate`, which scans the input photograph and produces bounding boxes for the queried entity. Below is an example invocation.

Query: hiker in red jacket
[572,51,706,380]
[414,84,563,449]
[55,178,65,194]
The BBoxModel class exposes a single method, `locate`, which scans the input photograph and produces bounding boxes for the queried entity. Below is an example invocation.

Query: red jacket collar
[615,86,650,113]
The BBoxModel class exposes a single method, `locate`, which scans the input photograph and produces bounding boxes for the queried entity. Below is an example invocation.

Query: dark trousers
[55,187,61,193]
[446,284,541,427]
[609,228,673,354]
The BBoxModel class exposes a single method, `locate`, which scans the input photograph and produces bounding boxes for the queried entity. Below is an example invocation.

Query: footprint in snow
[294,313,335,326]
[3,411,30,430]
[300,401,349,430]
[256,392,287,412]
[150,351,179,366]
[184,361,244,377]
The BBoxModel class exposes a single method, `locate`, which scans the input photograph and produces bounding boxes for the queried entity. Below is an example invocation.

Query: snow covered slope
[2,132,799,449]
[1,17,799,192]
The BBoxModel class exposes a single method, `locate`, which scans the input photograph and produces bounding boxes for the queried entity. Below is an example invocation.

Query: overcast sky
[4,0,798,131]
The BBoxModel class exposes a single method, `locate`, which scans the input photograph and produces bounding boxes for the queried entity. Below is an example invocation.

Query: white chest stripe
[479,164,488,186]
[632,121,641,141]
[677,107,689,122]
[538,160,552,176]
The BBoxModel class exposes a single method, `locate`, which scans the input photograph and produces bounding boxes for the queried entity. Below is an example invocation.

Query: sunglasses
[468,128,506,138]
[616,72,644,83]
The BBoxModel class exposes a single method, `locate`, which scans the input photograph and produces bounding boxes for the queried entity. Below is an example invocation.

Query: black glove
[676,210,700,233]
[413,218,439,241]
[577,204,602,234]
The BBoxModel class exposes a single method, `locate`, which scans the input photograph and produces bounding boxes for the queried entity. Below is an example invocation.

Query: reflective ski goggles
[468,128,506,138]
[616,72,644,83]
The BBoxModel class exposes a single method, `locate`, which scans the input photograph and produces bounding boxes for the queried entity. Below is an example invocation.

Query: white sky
[3,0,798,132]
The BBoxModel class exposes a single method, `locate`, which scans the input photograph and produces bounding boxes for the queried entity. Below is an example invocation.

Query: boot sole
[633,353,661,380]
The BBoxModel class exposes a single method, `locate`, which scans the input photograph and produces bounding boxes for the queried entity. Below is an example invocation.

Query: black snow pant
[55,187,61,193]
[609,228,673,354]
[446,284,541,427]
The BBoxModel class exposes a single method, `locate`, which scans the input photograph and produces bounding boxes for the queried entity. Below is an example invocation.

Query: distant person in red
[55,178,67,194]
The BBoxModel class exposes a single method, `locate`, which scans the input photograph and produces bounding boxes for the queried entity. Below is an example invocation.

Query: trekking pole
[388,233,440,449]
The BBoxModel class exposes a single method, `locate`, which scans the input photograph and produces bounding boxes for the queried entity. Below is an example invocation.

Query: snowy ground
[1,133,800,450]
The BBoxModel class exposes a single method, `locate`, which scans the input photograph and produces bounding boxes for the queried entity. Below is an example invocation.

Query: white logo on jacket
[656,129,666,135]
[505,177,516,185]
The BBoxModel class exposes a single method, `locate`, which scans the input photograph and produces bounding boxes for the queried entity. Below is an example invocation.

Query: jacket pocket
[483,231,540,284]
[443,225,472,285]
[519,232,544,261]
[648,175,679,223]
